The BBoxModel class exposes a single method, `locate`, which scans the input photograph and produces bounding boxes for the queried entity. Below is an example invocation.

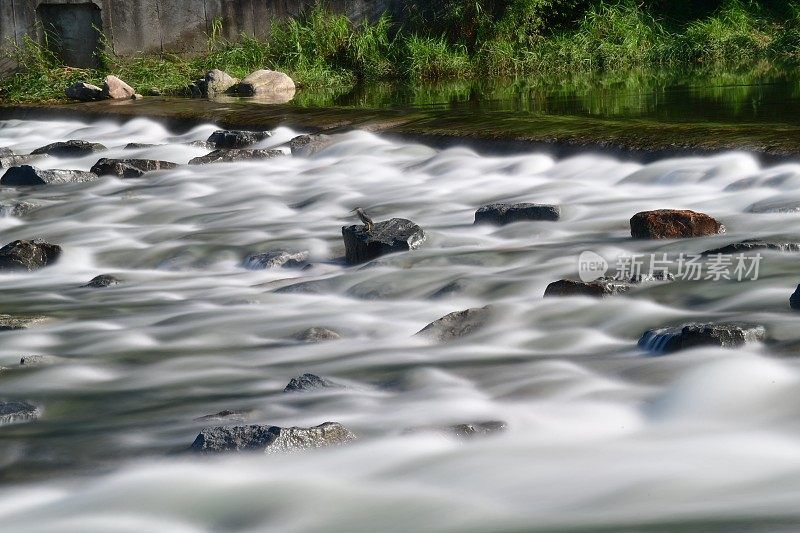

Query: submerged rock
[83,274,121,288]
[342,218,426,265]
[292,328,343,343]
[229,70,295,97]
[639,322,766,354]
[407,420,507,439]
[189,149,283,165]
[474,203,561,225]
[0,401,40,425]
[194,410,249,423]
[284,373,340,392]
[243,250,309,270]
[0,314,49,331]
[416,305,494,342]
[102,75,135,100]
[747,196,800,214]
[207,130,272,149]
[19,355,57,367]
[287,134,334,157]
[703,240,800,255]
[66,82,104,102]
[90,158,178,178]
[630,209,725,239]
[544,278,631,298]
[0,240,61,271]
[31,140,106,157]
[124,143,160,150]
[189,422,356,454]
[1,165,98,186]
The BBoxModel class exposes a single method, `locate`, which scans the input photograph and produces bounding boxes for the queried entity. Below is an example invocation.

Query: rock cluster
[1,165,98,186]
[90,158,178,178]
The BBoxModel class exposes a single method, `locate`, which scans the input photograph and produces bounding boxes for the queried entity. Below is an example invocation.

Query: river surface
[1,117,800,532]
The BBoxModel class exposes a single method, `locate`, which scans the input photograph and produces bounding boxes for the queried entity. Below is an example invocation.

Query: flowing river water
[1,117,800,532]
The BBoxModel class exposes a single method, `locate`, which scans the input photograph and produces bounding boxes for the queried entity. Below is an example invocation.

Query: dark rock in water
[124,143,161,150]
[0,240,61,271]
[545,278,631,298]
[703,239,800,255]
[0,314,48,331]
[474,203,561,225]
[189,149,284,165]
[1,165,98,186]
[639,322,766,354]
[0,401,40,425]
[416,305,494,342]
[0,154,43,169]
[292,328,343,343]
[194,410,248,423]
[287,134,333,157]
[184,140,215,150]
[791,286,800,310]
[83,274,122,288]
[65,82,104,102]
[207,130,272,149]
[189,422,356,454]
[284,373,339,392]
[0,201,39,218]
[407,420,507,439]
[243,250,309,270]
[342,218,426,265]
[31,140,106,158]
[631,209,725,239]
[19,355,56,367]
[90,158,178,178]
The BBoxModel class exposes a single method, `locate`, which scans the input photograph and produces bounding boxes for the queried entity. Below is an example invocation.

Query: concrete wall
[0,0,405,70]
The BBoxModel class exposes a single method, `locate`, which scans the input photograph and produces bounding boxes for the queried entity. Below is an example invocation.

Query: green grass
[2,1,800,103]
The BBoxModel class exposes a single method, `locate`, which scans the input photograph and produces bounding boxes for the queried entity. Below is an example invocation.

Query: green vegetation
[2,0,800,103]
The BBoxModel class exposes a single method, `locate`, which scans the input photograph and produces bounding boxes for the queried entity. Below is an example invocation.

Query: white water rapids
[1,118,800,532]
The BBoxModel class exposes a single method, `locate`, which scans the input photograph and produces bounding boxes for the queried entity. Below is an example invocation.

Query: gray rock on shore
[1,165,99,186]
[31,140,107,158]
[639,322,766,354]
[190,69,239,98]
[189,422,356,454]
[189,149,284,165]
[229,70,296,98]
[90,158,178,178]
[207,130,272,149]
[474,203,561,225]
[342,218,426,265]
[102,75,136,100]
[0,240,62,271]
[66,82,104,102]
[243,250,309,270]
[416,305,494,342]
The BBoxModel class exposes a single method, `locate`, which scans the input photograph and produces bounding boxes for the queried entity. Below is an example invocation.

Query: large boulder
[287,134,334,157]
[189,149,284,165]
[416,305,494,342]
[31,140,106,158]
[0,240,61,271]
[90,158,178,178]
[0,401,40,425]
[639,322,766,354]
[630,209,725,239]
[207,130,272,149]
[342,218,426,264]
[65,82,104,102]
[703,240,800,255]
[229,70,296,98]
[101,75,135,100]
[474,203,561,225]
[284,373,340,393]
[243,250,309,270]
[1,165,98,186]
[189,422,356,454]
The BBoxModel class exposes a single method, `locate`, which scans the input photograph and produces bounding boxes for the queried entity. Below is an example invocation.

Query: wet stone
[630,209,725,239]
[0,401,40,425]
[189,422,356,454]
[194,410,249,423]
[544,278,631,298]
[124,143,161,150]
[243,250,309,270]
[747,197,800,214]
[0,154,43,169]
[189,149,284,165]
[342,218,426,265]
[31,140,106,158]
[416,305,494,343]
[1,165,99,186]
[287,134,334,157]
[284,373,340,392]
[19,355,56,367]
[90,158,178,178]
[0,201,40,218]
[407,420,507,439]
[791,286,800,310]
[0,314,49,331]
[83,274,121,288]
[292,328,343,343]
[639,322,766,354]
[474,203,561,225]
[0,240,62,271]
[207,130,272,149]
[0,148,14,157]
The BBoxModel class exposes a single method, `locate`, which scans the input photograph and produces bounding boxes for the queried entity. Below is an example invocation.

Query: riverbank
[2,98,800,163]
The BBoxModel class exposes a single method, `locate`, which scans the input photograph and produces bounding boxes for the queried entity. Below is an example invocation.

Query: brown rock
[630,209,725,239]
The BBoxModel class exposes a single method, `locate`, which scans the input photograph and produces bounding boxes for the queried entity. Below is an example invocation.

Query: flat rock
[474,203,561,225]
[630,209,725,239]
[189,422,356,454]
[243,250,309,270]
[292,328,342,343]
[284,373,340,392]
[0,401,40,425]
[0,314,49,331]
[194,410,249,423]
[2,165,99,186]
[83,274,121,288]
[31,140,106,158]
[229,69,296,97]
[639,322,766,354]
[207,130,272,149]
[90,158,178,178]
[65,82,103,102]
[189,149,283,165]
[287,134,333,157]
[703,240,800,255]
[102,75,135,100]
[407,420,507,439]
[342,217,426,265]
[0,240,61,271]
[416,305,494,342]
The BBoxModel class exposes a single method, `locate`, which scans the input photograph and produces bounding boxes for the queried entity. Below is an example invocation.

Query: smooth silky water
[0,117,800,532]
